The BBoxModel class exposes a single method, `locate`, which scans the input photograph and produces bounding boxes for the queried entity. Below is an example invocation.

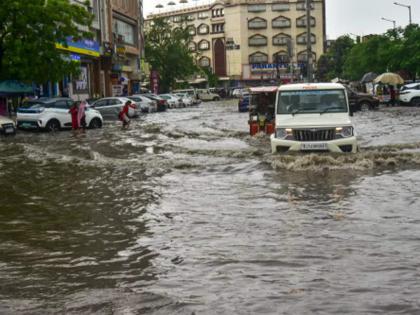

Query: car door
[92,99,108,118]
[53,100,72,127]
[111,99,123,117]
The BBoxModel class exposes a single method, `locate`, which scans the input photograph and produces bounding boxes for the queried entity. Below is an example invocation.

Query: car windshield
[277,89,348,114]
[160,95,170,100]
[20,101,48,109]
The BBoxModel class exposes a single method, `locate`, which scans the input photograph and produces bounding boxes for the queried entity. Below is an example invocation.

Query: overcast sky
[144,0,418,38]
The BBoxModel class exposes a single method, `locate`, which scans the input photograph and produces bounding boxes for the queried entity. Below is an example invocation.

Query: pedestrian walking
[389,85,396,107]
[69,102,79,130]
[118,100,132,129]
[77,101,87,130]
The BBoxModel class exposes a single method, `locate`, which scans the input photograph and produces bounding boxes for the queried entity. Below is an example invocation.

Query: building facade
[43,0,144,99]
[146,0,326,86]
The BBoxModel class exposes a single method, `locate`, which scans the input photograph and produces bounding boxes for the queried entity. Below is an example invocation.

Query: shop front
[56,37,101,100]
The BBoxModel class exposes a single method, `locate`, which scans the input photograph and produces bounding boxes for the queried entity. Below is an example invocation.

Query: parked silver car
[90,97,139,120]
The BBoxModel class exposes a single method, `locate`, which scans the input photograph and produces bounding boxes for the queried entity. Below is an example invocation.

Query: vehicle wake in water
[1,102,420,314]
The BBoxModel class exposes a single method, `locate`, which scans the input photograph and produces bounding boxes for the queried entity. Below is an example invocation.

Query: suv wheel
[46,119,60,132]
[89,118,102,129]
[410,98,420,107]
[359,102,371,112]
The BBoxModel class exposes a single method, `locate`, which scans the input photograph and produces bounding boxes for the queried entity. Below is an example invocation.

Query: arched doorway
[214,39,226,77]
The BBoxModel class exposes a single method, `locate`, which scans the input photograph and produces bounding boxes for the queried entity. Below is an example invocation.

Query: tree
[316,35,354,81]
[145,18,199,93]
[393,24,420,81]
[0,0,93,83]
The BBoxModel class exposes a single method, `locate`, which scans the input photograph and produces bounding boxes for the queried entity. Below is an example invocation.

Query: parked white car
[175,93,194,106]
[0,115,16,135]
[129,95,157,113]
[159,94,182,108]
[271,83,358,154]
[232,88,246,98]
[197,89,220,101]
[399,83,420,106]
[90,97,139,119]
[17,97,103,131]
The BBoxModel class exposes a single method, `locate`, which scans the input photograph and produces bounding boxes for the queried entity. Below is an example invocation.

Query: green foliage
[145,18,199,93]
[316,35,354,81]
[342,24,420,81]
[201,66,219,87]
[0,0,93,83]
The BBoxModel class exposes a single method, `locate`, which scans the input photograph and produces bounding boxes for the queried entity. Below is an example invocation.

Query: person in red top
[119,100,133,129]
[69,102,79,130]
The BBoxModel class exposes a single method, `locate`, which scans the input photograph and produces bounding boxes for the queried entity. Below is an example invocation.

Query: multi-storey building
[146,0,326,86]
[47,0,144,99]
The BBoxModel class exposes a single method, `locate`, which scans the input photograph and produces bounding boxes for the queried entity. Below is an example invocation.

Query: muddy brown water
[1,102,420,314]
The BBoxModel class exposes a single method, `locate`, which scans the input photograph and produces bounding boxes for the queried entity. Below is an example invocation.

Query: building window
[212,8,224,18]
[187,25,196,36]
[296,15,316,27]
[188,41,197,52]
[198,39,210,50]
[272,16,291,28]
[249,34,267,46]
[212,23,224,33]
[198,11,209,19]
[297,1,315,10]
[198,24,210,35]
[249,52,268,64]
[272,3,290,11]
[199,56,211,67]
[173,16,182,23]
[273,51,290,63]
[186,15,195,21]
[297,51,316,62]
[248,17,267,29]
[296,33,316,45]
[114,19,136,45]
[248,4,266,12]
[272,33,291,46]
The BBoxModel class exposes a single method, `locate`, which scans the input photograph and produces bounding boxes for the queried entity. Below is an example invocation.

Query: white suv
[17,97,103,131]
[271,83,358,154]
[399,83,420,106]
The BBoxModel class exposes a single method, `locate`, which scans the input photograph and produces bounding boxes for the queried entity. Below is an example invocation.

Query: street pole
[305,0,312,83]
[394,2,412,25]
[382,17,397,30]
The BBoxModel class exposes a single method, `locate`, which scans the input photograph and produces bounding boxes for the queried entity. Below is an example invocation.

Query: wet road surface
[1,101,420,314]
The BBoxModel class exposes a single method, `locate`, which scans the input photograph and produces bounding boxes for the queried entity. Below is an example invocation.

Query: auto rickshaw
[248,86,278,136]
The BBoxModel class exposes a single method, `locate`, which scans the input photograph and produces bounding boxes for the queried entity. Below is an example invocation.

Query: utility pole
[305,0,312,83]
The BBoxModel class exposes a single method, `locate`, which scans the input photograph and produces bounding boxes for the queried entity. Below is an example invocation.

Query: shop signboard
[56,37,100,57]
[150,70,159,95]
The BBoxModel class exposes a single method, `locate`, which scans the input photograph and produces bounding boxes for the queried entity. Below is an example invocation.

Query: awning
[0,81,34,96]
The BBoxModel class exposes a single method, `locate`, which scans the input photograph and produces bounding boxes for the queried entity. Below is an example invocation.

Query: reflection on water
[1,103,420,314]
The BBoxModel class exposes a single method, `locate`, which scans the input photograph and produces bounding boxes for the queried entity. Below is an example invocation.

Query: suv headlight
[336,126,354,138]
[276,128,293,139]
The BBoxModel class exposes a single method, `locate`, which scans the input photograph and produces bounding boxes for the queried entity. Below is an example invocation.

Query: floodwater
[1,101,420,314]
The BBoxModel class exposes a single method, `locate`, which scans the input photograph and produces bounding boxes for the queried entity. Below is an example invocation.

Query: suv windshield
[21,101,48,109]
[277,89,348,114]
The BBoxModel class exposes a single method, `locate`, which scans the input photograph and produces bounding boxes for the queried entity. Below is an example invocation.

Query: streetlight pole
[306,0,312,83]
[381,17,397,30]
[394,2,412,25]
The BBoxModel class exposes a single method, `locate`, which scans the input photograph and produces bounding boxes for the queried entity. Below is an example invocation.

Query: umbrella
[360,72,377,83]
[374,72,404,85]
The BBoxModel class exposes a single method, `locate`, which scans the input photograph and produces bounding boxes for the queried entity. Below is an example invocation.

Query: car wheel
[213,97,220,101]
[46,119,60,132]
[410,98,420,107]
[359,102,371,112]
[89,118,102,129]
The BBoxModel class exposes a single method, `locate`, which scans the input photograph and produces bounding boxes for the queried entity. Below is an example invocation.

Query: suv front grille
[293,129,336,142]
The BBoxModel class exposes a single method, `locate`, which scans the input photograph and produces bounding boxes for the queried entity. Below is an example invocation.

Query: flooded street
[1,101,420,314]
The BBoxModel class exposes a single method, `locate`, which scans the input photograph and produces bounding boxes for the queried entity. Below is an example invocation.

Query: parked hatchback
[17,97,103,131]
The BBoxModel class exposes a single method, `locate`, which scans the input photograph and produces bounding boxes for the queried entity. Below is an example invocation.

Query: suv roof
[279,83,345,91]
